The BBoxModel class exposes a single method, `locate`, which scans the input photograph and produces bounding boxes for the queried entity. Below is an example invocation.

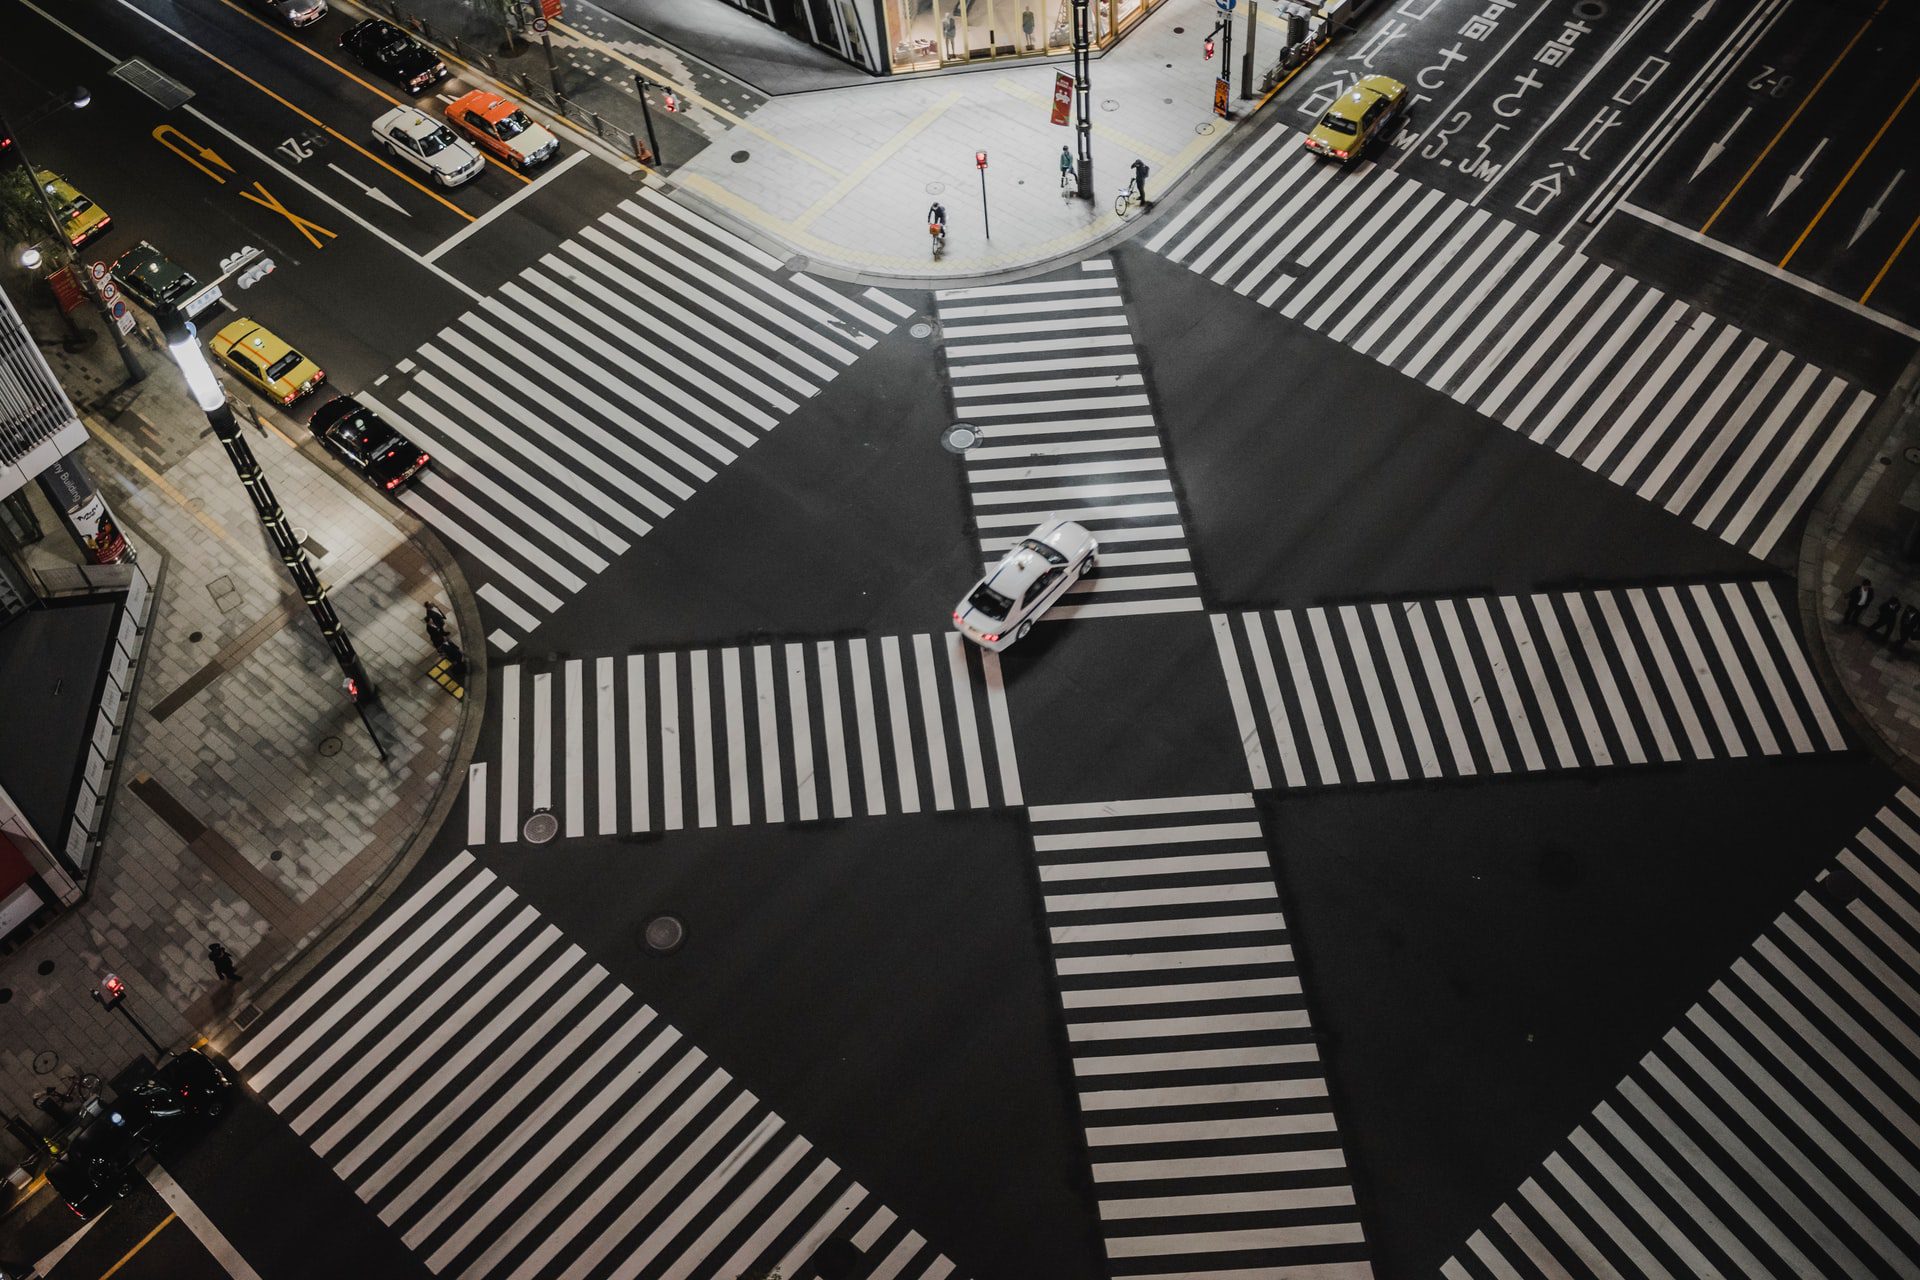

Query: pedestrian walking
[424,600,448,641]
[1059,145,1075,192]
[1842,577,1873,625]
[437,634,469,678]
[1130,157,1151,206]
[208,941,240,982]
[1868,596,1901,640]
[1897,605,1920,655]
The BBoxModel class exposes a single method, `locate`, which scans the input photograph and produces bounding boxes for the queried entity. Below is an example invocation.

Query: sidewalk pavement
[0,286,478,1145]
[386,0,1317,279]
[1804,350,1920,786]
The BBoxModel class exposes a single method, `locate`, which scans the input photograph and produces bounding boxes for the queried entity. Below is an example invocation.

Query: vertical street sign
[1214,77,1230,118]
[976,149,991,239]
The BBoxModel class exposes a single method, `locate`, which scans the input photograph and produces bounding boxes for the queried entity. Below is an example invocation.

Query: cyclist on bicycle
[928,200,947,236]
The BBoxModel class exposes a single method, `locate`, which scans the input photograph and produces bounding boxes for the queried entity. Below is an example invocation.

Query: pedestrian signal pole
[976,150,991,239]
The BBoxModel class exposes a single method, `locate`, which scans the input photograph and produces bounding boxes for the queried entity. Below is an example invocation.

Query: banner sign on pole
[1213,76,1230,117]
[1051,72,1074,126]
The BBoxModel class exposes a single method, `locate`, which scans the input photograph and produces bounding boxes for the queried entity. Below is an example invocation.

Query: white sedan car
[952,517,1098,651]
[372,108,484,187]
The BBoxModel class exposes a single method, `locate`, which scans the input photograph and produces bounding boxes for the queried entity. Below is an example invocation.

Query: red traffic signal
[343,675,366,704]
[1203,35,1215,59]
[96,973,127,1006]
[975,150,988,169]
[662,90,681,113]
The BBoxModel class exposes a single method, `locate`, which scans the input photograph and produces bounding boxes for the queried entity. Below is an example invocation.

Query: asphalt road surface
[6,0,1919,1276]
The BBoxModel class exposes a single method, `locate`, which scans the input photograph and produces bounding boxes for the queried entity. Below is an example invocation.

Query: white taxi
[372,107,484,187]
[952,517,1098,651]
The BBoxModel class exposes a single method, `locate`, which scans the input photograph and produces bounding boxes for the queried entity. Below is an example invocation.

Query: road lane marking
[423,148,588,263]
[96,1213,175,1280]
[146,1165,262,1279]
[1862,206,1920,304]
[238,180,338,248]
[208,0,532,184]
[152,124,234,182]
[1700,0,1886,235]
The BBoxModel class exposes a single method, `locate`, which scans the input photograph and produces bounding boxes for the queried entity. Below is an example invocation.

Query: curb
[1797,347,1920,789]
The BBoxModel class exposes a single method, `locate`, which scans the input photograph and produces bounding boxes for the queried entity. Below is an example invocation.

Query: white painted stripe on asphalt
[1090,1147,1347,1182]
[468,764,488,846]
[148,1165,262,1280]
[532,671,554,812]
[1692,584,1778,755]
[938,314,1131,340]
[1750,389,1875,557]
[914,633,954,811]
[1045,880,1277,914]
[776,1182,869,1280]
[936,276,1120,302]
[564,660,586,837]
[1447,245,1583,401]
[724,648,751,824]
[475,582,541,636]
[848,639,886,816]
[944,333,1135,359]
[629,654,649,832]
[753,645,782,823]
[1471,597,1544,770]
[596,657,618,834]
[982,649,1021,806]
[1068,1008,1308,1041]
[1372,603,1441,778]
[1045,597,1204,620]
[1050,911,1286,945]
[1063,975,1298,1007]
[692,649,716,827]
[1072,1041,1320,1076]
[1039,849,1271,881]
[657,1134,813,1280]
[1308,607,1373,784]
[1341,604,1407,781]
[1754,586,1846,750]
[881,636,919,813]
[946,634,989,807]
[1080,1076,1324,1111]
[1722,375,1845,545]
[1211,614,1271,791]
[863,285,915,318]
[1660,586,1746,756]
[1402,601,1474,776]
[1565,594,1646,765]
[1027,793,1253,821]
[1637,334,1765,502]
[1700,366,1826,532]
[786,643,818,821]
[660,652,684,829]
[1582,307,1711,471]
[950,352,1139,379]
[1502,596,1578,769]
[816,640,852,819]
[717,1153,841,1280]
[398,486,563,614]
[1720,583,1809,753]
[1532,595,1611,766]
[1437,599,1509,773]
[1087,1111,1334,1146]
[1479,265,1617,421]
[1277,610,1340,785]
[1056,942,1292,977]
[500,668,522,842]
[1663,346,1793,514]
[1241,612,1304,789]
[1033,820,1265,851]
[418,471,586,594]
[589,1105,779,1280]
[1627,588,1712,759]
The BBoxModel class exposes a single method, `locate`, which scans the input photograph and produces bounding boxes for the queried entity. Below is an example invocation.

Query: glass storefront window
[889,0,1150,70]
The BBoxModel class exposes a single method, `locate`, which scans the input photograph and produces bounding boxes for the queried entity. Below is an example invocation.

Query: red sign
[1051,72,1073,126]
[1213,77,1230,118]
[540,0,562,17]
[47,266,85,314]
[975,150,988,169]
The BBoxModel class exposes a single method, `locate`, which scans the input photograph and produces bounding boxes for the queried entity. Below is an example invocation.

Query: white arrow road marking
[1769,136,1828,213]
[326,160,411,216]
[147,1163,263,1280]
[1666,0,1714,53]
[1850,168,1903,247]
[1693,105,1749,180]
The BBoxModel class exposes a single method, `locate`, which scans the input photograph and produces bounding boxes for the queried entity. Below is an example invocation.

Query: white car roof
[377,109,444,140]
[980,518,1089,596]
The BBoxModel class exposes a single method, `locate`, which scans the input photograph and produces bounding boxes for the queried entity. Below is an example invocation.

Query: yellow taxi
[210,319,326,405]
[1303,75,1408,163]
[35,171,112,248]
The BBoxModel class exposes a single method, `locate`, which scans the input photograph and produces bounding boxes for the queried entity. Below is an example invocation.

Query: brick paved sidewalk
[1803,351,1920,784]
[0,298,480,1152]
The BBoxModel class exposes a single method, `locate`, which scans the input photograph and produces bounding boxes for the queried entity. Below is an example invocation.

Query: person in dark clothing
[1130,157,1150,205]
[1867,596,1901,639]
[208,941,240,982]
[424,600,449,641]
[1897,605,1920,655]
[1843,578,1873,625]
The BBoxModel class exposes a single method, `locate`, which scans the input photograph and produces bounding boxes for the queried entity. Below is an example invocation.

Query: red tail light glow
[981,633,1000,643]
[951,610,962,625]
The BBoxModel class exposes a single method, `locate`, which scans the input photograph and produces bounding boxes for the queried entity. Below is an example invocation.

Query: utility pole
[1072,0,1092,198]
[632,74,662,166]
[158,312,385,760]
[1241,0,1258,100]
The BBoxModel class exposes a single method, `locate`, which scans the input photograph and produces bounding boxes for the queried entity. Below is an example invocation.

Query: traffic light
[95,973,126,1008]
[343,675,364,704]
[1203,34,1214,59]
[662,89,680,113]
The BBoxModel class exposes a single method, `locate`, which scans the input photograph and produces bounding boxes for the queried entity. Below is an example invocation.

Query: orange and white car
[444,91,559,170]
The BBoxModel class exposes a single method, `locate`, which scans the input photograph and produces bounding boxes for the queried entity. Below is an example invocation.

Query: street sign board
[531,16,547,32]
[116,311,135,335]
[111,300,126,319]
[1051,72,1073,126]
[1214,77,1230,117]
[88,260,108,282]
[98,281,117,304]
[1216,0,1235,10]
[49,266,85,313]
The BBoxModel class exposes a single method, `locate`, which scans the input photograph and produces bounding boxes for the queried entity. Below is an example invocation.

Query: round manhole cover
[925,181,946,196]
[1196,121,1217,135]
[910,321,934,339]
[524,811,559,844]
[319,737,342,757]
[943,423,982,453]
[33,1051,57,1075]
[731,149,750,163]
[1573,0,1607,15]
[1904,446,1920,465]
[1102,98,1120,111]
[36,960,54,976]
[188,630,204,643]
[643,914,686,954]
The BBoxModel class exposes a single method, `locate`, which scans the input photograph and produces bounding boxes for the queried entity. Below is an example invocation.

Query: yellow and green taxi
[210,318,326,406]
[34,170,112,248]
[1303,75,1408,164]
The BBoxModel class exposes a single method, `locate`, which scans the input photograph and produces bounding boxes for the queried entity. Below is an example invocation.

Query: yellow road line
[158,5,477,222]
[98,1213,176,1280]
[791,90,962,232]
[1862,205,1919,304]
[1701,0,1883,235]
[1781,67,1920,268]
[210,0,531,184]
[550,20,843,178]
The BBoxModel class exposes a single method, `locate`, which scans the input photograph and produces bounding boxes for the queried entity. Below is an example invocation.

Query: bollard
[589,111,604,137]
[485,53,498,75]
[632,134,652,164]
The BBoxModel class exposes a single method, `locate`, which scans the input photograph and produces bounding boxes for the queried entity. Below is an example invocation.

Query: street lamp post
[159,311,386,760]
[1,88,145,384]
[1071,0,1092,198]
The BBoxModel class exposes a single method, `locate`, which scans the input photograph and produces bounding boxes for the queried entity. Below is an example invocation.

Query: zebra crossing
[1444,788,1920,1278]
[1026,794,1372,1279]
[359,187,910,654]
[227,851,966,1280]
[1212,579,1845,790]
[1146,130,1878,562]
[933,260,1205,621]
[472,633,1022,845]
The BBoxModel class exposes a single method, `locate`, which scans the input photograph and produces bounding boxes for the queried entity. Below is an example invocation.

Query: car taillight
[1334,149,1349,159]
[981,633,1000,643]
[417,453,429,465]
[385,476,401,489]
[283,391,297,404]
[951,610,962,625]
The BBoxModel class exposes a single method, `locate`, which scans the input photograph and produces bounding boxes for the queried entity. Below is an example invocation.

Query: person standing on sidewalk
[1060,145,1075,192]
[1898,605,1920,655]
[1843,577,1874,625]
[1130,157,1151,206]
[1868,596,1901,640]
[208,941,240,982]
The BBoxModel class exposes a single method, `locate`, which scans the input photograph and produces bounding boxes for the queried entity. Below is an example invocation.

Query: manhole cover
[319,737,342,757]
[524,810,559,843]
[1573,0,1607,14]
[1172,25,1184,32]
[1102,98,1120,111]
[188,630,203,643]
[36,960,54,976]
[943,423,982,453]
[1196,121,1217,135]
[643,914,686,953]
[269,849,284,861]
[1904,447,1920,465]
[910,321,934,339]
[33,1051,57,1075]
[925,180,946,196]
[731,149,750,163]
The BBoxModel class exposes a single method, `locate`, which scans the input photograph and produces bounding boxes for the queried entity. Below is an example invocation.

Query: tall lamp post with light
[158,309,387,760]
[1,86,145,383]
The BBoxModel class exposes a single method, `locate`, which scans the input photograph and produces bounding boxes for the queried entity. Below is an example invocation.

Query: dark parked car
[44,1052,232,1219]
[110,241,223,321]
[339,19,448,94]
[310,395,429,492]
